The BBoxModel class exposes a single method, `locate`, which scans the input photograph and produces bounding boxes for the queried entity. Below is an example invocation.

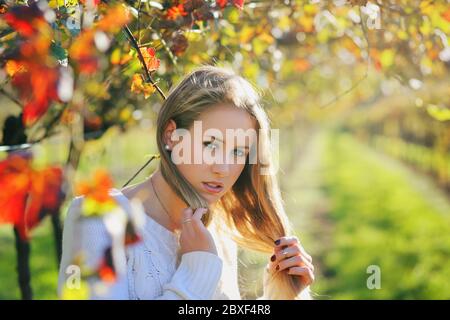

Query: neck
[147,168,187,232]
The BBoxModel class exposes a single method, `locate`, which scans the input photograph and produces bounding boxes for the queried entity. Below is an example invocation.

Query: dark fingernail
[276,265,280,271]
[274,239,281,246]
[270,255,276,262]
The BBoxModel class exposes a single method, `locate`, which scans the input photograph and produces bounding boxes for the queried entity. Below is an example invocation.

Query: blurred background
[0,0,449,299]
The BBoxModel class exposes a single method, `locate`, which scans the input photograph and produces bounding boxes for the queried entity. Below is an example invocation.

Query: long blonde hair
[153,65,310,299]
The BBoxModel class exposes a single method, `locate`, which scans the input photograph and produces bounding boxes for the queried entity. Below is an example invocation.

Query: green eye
[233,149,245,157]
[203,141,218,149]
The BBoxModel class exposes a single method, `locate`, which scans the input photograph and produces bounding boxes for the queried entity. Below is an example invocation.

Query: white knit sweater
[57,188,243,300]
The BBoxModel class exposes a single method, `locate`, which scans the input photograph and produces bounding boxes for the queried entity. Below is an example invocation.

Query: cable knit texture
[57,188,242,300]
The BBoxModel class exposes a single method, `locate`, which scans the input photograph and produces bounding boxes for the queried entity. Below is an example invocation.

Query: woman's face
[165,103,257,204]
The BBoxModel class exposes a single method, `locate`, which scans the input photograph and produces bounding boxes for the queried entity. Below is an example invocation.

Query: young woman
[58,66,314,300]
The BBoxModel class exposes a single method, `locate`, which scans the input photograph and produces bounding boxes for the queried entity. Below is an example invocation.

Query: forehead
[197,103,256,133]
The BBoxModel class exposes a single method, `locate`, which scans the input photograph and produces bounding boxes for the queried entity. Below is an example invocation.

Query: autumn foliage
[0,152,64,240]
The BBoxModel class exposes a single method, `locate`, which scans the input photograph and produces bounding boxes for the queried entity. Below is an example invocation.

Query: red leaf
[216,0,245,10]
[233,0,245,10]
[3,4,44,37]
[98,247,116,282]
[0,154,64,240]
[216,0,228,9]
[14,66,59,126]
[0,155,30,224]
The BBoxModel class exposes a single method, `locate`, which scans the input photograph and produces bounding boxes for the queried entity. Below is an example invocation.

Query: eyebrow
[205,135,250,149]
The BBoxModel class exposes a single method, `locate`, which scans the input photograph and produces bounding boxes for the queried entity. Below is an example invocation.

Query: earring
[165,144,170,151]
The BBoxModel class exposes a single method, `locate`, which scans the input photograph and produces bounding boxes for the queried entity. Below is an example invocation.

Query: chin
[203,193,221,203]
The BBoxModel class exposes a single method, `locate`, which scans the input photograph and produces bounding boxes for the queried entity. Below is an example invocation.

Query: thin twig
[0,88,23,108]
[101,0,166,100]
[122,26,166,100]
[122,154,160,188]
[127,7,179,69]
[319,6,371,108]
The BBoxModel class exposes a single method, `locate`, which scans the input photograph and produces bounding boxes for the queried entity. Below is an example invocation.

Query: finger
[277,255,314,272]
[269,246,291,271]
[193,208,208,220]
[270,245,300,264]
[181,207,195,237]
[274,237,312,263]
[192,207,208,221]
[288,266,315,286]
[274,236,299,248]
[190,208,208,231]
[268,252,312,273]
[276,245,313,265]
[182,207,193,221]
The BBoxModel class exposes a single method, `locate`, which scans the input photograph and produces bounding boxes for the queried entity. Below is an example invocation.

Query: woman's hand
[268,236,315,287]
[179,207,218,256]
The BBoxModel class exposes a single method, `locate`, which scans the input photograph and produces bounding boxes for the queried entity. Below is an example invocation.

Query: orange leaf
[5,60,26,77]
[130,74,156,99]
[166,4,188,20]
[96,4,131,33]
[442,8,450,22]
[75,169,115,203]
[139,47,160,72]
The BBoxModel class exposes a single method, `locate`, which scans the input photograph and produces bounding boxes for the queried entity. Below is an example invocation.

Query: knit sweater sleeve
[155,251,223,300]
[58,196,223,300]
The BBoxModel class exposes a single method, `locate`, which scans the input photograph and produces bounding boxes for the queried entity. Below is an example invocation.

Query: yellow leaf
[258,31,274,45]
[380,49,395,69]
[304,4,319,15]
[427,105,450,121]
[130,74,156,99]
[48,0,65,8]
[81,197,117,217]
[397,30,408,40]
[419,17,432,36]
[300,16,315,33]
[142,83,156,99]
[252,38,268,56]
[119,108,132,122]
[239,26,254,44]
[277,15,292,31]
[185,30,203,42]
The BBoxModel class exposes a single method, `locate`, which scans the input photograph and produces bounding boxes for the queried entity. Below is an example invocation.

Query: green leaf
[51,42,68,61]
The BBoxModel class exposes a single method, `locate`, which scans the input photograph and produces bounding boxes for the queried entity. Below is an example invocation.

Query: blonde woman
[58,66,314,300]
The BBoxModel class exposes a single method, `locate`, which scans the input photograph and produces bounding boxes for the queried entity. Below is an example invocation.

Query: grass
[314,131,450,299]
[0,219,59,299]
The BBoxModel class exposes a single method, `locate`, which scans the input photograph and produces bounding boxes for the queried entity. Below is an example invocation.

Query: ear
[163,119,177,149]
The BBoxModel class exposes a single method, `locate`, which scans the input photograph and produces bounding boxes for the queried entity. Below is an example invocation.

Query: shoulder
[119,180,148,202]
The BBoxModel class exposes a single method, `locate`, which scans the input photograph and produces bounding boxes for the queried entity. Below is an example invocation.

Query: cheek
[229,163,246,181]
[176,163,205,184]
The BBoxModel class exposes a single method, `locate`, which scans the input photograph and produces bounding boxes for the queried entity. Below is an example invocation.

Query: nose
[211,162,230,177]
